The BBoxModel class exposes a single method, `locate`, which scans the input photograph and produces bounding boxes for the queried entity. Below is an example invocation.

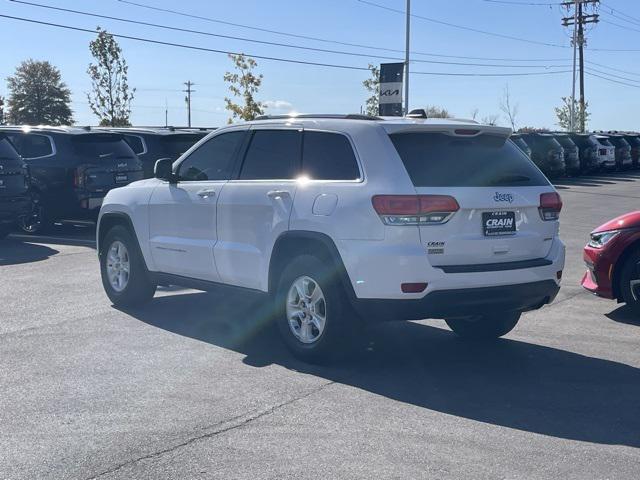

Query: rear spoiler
[382,123,512,138]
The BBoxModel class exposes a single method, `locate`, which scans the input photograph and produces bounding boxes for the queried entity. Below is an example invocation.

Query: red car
[582,211,640,312]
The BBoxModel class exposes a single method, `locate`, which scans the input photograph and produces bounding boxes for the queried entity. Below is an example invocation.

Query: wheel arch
[268,231,355,299]
[97,212,141,261]
[611,238,640,300]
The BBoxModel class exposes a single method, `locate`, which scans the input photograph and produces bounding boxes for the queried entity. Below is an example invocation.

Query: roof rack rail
[254,113,382,121]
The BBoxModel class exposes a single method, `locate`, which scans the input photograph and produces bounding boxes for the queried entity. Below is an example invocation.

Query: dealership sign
[378,62,404,117]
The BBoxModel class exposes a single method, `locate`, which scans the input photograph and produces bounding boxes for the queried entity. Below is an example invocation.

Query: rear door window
[178,131,245,181]
[389,132,549,187]
[239,130,301,180]
[302,131,360,180]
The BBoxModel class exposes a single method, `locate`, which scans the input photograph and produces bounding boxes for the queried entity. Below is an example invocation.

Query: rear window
[123,135,146,155]
[596,138,613,147]
[625,136,640,147]
[389,132,549,187]
[72,134,135,159]
[302,131,360,180]
[610,137,630,148]
[569,135,597,148]
[555,136,576,149]
[161,135,204,157]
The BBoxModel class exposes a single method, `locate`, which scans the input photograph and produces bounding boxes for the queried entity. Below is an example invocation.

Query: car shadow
[0,238,60,265]
[606,305,640,326]
[120,290,640,448]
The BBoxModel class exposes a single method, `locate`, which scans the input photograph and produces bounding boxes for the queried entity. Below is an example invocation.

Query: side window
[12,134,53,158]
[302,131,360,180]
[124,135,146,156]
[23,134,54,158]
[178,131,245,181]
[239,130,301,180]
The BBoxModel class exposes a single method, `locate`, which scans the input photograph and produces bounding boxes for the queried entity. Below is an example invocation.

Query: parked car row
[0,126,210,236]
[512,131,640,178]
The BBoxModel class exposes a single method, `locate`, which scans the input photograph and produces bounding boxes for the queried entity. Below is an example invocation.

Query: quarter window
[302,131,360,180]
[239,130,301,180]
[178,131,245,181]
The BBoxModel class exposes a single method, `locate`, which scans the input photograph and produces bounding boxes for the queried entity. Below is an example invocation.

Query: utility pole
[570,0,578,132]
[562,0,599,133]
[404,0,410,115]
[183,81,195,127]
[164,98,168,128]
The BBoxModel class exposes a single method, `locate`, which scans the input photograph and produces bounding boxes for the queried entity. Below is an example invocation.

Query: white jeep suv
[97,114,565,361]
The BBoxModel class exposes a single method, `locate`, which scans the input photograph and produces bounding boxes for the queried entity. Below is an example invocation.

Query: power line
[481,0,561,5]
[600,1,640,25]
[0,13,575,79]
[585,60,640,77]
[357,0,570,48]
[7,0,570,69]
[585,66,640,84]
[116,0,569,62]
[585,70,640,88]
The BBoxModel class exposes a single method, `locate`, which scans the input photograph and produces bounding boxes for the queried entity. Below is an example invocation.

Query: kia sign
[379,63,404,117]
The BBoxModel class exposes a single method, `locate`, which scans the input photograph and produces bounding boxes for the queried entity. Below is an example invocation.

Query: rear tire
[445,311,521,340]
[619,249,640,315]
[18,191,49,234]
[100,225,156,307]
[275,254,357,363]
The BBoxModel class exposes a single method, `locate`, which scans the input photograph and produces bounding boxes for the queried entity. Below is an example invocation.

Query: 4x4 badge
[493,192,514,203]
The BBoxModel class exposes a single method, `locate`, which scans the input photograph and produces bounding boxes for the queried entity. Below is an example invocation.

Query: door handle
[197,189,216,198]
[267,190,290,199]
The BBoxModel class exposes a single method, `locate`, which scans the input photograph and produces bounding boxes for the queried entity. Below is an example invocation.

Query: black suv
[1,127,143,233]
[552,134,580,175]
[519,133,565,178]
[106,128,210,178]
[511,134,532,158]
[605,134,633,170]
[0,133,31,238]
[622,134,640,169]
[567,133,600,173]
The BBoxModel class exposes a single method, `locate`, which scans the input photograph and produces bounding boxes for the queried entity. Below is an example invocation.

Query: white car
[97,114,565,362]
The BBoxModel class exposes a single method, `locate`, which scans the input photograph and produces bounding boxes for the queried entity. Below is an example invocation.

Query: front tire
[445,311,521,340]
[619,249,640,314]
[275,255,356,363]
[100,225,156,307]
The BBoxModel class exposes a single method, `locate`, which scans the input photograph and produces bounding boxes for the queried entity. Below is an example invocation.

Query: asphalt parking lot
[1,173,639,480]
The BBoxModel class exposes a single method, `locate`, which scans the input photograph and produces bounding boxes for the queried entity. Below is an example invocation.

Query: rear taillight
[372,195,459,226]
[539,192,562,221]
[599,148,607,155]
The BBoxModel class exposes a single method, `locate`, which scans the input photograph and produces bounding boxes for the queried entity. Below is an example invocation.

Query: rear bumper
[352,280,560,321]
[0,195,31,224]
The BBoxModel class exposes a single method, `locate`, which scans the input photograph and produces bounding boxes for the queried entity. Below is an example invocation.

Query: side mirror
[154,158,176,183]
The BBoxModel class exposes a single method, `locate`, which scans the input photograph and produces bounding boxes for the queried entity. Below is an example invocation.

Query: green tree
[0,96,5,124]
[362,63,380,116]
[223,54,264,123]
[87,27,135,127]
[555,96,590,132]
[6,60,73,125]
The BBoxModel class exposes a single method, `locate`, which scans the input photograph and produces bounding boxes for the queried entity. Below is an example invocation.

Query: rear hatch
[610,137,632,166]
[594,137,615,166]
[388,129,559,267]
[0,136,29,197]
[71,133,143,192]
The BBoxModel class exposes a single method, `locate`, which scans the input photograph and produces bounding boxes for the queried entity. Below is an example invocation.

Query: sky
[0,0,637,130]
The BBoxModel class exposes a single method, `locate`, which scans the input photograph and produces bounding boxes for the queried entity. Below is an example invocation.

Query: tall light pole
[404,0,410,115]
[570,0,578,132]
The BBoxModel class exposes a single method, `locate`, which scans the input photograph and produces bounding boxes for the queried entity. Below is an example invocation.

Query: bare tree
[424,105,451,118]
[470,108,479,121]
[482,114,500,126]
[499,84,518,130]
